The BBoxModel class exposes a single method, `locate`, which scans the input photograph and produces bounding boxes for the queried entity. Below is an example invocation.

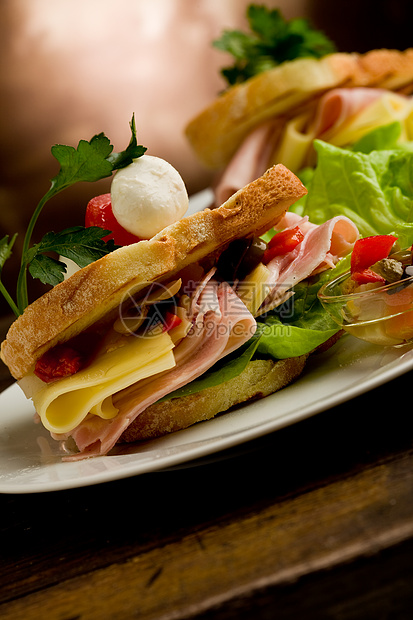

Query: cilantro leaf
[26,227,120,287]
[214,5,336,86]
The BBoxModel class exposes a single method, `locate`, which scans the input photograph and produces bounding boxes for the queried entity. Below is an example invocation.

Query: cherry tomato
[85,193,142,246]
[263,226,304,264]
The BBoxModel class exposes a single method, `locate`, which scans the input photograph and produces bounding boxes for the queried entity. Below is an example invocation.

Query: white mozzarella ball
[110,155,189,238]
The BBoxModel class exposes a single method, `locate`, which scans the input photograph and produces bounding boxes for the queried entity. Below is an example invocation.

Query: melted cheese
[32,330,176,434]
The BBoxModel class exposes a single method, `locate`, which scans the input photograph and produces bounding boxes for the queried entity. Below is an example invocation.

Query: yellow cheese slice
[32,331,176,434]
[269,112,314,173]
[268,93,413,174]
[323,92,413,146]
[237,262,272,316]
[402,106,413,141]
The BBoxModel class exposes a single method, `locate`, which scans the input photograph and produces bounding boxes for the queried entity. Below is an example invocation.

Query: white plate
[1,188,413,493]
[1,335,413,493]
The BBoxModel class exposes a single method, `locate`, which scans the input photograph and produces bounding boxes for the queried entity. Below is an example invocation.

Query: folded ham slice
[308,88,386,137]
[214,88,402,205]
[214,120,281,206]
[58,277,256,459]
[257,213,359,314]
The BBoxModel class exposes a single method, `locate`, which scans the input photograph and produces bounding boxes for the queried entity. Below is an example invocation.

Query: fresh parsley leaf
[25,226,120,287]
[27,226,119,269]
[49,134,114,190]
[107,115,147,170]
[0,234,17,274]
[1,115,147,316]
[28,254,68,287]
[49,116,146,193]
[214,5,336,86]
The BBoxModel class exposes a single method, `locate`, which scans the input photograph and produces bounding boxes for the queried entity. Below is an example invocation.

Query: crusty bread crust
[185,48,413,169]
[120,355,309,443]
[347,48,413,91]
[1,164,306,379]
[120,323,343,444]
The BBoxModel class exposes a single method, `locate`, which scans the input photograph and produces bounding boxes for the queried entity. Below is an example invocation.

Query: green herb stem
[2,116,145,315]
[0,280,20,317]
[16,190,54,313]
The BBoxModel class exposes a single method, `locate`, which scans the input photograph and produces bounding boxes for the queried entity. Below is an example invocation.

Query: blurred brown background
[0,0,412,316]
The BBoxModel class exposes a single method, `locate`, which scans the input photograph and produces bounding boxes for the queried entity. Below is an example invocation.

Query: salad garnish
[213,4,336,86]
[0,115,146,317]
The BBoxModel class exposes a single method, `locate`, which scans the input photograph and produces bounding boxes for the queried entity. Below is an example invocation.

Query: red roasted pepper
[85,193,142,246]
[351,269,386,284]
[350,234,398,283]
[162,312,182,332]
[263,226,304,264]
[34,334,100,383]
[35,345,86,383]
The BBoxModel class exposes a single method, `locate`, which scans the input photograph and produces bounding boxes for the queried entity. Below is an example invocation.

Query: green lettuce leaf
[255,319,338,359]
[162,332,262,401]
[302,140,413,248]
[351,121,403,154]
[255,261,348,359]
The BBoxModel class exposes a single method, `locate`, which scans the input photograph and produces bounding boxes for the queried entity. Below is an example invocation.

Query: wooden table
[1,313,413,619]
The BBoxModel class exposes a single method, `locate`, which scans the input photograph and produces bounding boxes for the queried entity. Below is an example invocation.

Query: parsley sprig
[0,115,146,317]
[213,4,337,86]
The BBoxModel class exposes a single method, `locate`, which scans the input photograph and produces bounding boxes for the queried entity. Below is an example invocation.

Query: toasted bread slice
[120,330,343,444]
[185,48,413,169]
[1,164,306,380]
[120,355,309,442]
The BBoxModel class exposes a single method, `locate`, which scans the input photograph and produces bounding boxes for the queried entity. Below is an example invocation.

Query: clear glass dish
[318,271,413,346]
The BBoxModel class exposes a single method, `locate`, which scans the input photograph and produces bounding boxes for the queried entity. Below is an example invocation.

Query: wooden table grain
[1,313,413,619]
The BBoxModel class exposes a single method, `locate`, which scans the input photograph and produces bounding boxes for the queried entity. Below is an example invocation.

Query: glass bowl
[318,271,413,346]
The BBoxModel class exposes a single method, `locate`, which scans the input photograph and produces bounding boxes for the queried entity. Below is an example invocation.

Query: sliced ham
[308,88,387,137]
[214,88,397,205]
[214,120,280,206]
[257,214,359,314]
[58,278,256,459]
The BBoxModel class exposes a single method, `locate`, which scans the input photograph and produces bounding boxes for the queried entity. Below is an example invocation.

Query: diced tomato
[263,226,304,264]
[162,312,182,332]
[351,235,397,273]
[351,268,386,284]
[85,193,142,246]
